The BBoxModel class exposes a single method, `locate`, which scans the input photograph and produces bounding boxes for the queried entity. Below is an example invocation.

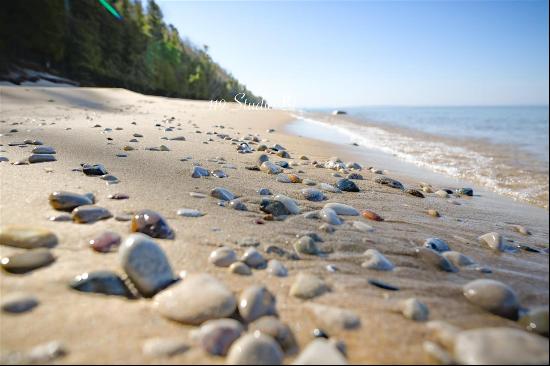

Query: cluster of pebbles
[0,117,548,365]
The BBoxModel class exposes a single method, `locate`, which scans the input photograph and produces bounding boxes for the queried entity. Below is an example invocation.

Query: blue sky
[158,0,549,108]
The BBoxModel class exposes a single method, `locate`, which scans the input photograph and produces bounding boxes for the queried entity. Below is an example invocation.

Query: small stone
[302,188,326,202]
[261,161,283,174]
[115,214,132,221]
[108,193,129,200]
[82,163,107,176]
[100,174,119,184]
[226,333,284,365]
[463,279,520,320]
[176,208,204,217]
[442,251,475,267]
[209,247,237,267]
[375,176,404,190]
[31,146,55,154]
[237,237,260,247]
[290,273,329,299]
[510,224,531,236]
[335,179,359,192]
[368,278,400,291]
[405,188,425,198]
[26,341,67,363]
[28,154,56,163]
[455,187,474,196]
[49,191,94,211]
[242,248,266,268]
[319,183,341,193]
[191,166,210,178]
[1,248,55,274]
[238,285,277,322]
[120,234,175,297]
[123,145,134,151]
[249,316,297,353]
[400,298,429,321]
[292,339,348,365]
[72,205,112,223]
[229,199,248,211]
[229,262,252,276]
[153,273,236,325]
[274,194,300,214]
[478,232,506,252]
[1,293,39,313]
[427,209,440,217]
[453,327,549,365]
[415,247,458,272]
[424,238,450,252]
[320,223,336,233]
[258,188,272,196]
[266,260,288,277]
[131,209,174,239]
[142,337,189,358]
[294,236,319,255]
[423,341,453,365]
[89,231,121,253]
[518,307,549,336]
[361,210,383,221]
[323,203,359,216]
[210,187,236,201]
[70,271,133,298]
[133,133,143,137]
[48,214,72,221]
[260,200,290,217]
[347,172,363,180]
[197,318,243,356]
[320,208,342,225]
[351,221,374,232]
[189,192,207,198]
[0,226,57,249]
[306,303,361,331]
[435,190,449,198]
[211,169,227,178]
[362,249,394,271]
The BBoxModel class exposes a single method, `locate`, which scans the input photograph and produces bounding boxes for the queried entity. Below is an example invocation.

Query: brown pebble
[362,210,383,221]
[90,231,121,253]
[427,209,440,217]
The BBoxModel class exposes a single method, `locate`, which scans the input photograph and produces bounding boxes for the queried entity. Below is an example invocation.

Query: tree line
[0,0,263,103]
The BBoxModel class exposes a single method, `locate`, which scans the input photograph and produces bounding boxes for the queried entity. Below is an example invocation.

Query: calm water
[290,106,549,207]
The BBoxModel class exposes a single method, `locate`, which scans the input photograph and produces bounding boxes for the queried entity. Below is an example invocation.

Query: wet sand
[0,87,548,364]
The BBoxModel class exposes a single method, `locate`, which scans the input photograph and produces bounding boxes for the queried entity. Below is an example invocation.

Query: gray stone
[142,337,189,358]
[191,166,210,178]
[362,249,394,271]
[229,262,252,276]
[1,293,39,313]
[176,208,204,217]
[242,248,266,268]
[1,248,55,274]
[290,273,329,299]
[211,187,236,201]
[72,205,112,223]
[0,226,58,249]
[292,338,347,365]
[226,333,284,365]
[478,232,506,252]
[209,247,237,267]
[31,146,55,154]
[28,154,56,163]
[400,298,429,321]
[323,203,359,216]
[249,316,297,353]
[266,260,288,277]
[294,236,319,255]
[274,194,300,214]
[463,279,519,320]
[198,318,243,356]
[238,285,277,322]
[70,271,133,298]
[442,251,475,267]
[306,303,361,331]
[320,208,342,225]
[424,238,450,252]
[319,183,341,193]
[414,247,458,272]
[301,188,326,202]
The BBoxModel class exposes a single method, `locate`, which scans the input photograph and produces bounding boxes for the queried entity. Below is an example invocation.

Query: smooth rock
[261,161,283,174]
[362,249,394,271]
[153,273,236,324]
[323,203,359,216]
[290,273,329,299]
[405,188,425,198]
[131,209,174,239]
[25,341,67,363]
[31,146,55,154]
[191,166,210,178]
[82,163,107,176]
[209,247,237,267]
[519,307,549,336]
[351,221,374,232]
[478,232,506,252]
[0,226,58,249]
[368,278,400,291]
[239,285,277,322]
[276,174,291,183]
[142,337,189,358]
[198,318,243,356]
[108,193,129,200]
[301,188,325,202]
[266,260,288,277]
[306,303,361,330]
[292,338,348,365]
[89,231,121,253]
[120,234,174,297]
[400,298,429,321]
[442,251,475,267]
[427,209,440,217]
[229,262,252,276]
[28,154,56,163]
[211,187,236,201]
[510,224,531,236]
[1,293,39,313]
[375,176,404,190]
[294,236,319,255]
[249,316,297,353]
[260,200,290,217]
[319,183,341,193]
[463,279,520,319]
[1,248,55,274]
[176,208,204,217]
[455,187,474,196]
[226,333,284,365]
[274,194,300,214]
[258,188,272,196]
[320,208,342,225]
[229,199,248,211]
[424,238,450,252]
[242,248,266,268]
[361,210,383,221]
[70,271,133,298]
[335,179,359,192]
[415,247,458,272]
[435,190,449,198]
[72,205,112,223]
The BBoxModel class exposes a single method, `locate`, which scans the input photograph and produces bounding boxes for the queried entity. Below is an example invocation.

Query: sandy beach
[0,86,548,364]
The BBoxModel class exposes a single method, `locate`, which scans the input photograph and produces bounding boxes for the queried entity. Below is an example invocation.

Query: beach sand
[0,87,548,364]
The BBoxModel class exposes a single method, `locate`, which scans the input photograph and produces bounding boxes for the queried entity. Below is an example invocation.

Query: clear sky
[158,0,549,108]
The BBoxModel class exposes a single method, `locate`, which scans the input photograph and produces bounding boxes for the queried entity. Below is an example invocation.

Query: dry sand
[0,86,548,364]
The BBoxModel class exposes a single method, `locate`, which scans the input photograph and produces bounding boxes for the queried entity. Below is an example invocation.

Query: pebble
[260,161,283,174]
[142,337,189,358]
[131,209,174,239]
[238,285,277,322]
[176,208,204,217]
[400,298,429,321]
[302,178,316,186]
[237,237,260,247]
[319,183,341,193]
[368,278,400,291]
[70,271,133,298]
[375,176,404,190]
[249,316,297,353]
[229,261,252,276]
[108,193,129,200]
[423,341,453,365]
[351,221,374,232]
[478,232,506,252]
[323,203,359,216]
[82,163,108,176]
[405,188,425,198]
[260,200,290,217]
[294,236,319,255]
[1,293,39,313]
[463,279,520,319]
[100,174,119,184]
[258,188,272,196]
[335,178,359,192]
[209,247,237,267]
[415,247,458,272]
[301,188,326,201]
[292,338,348,365]
[197,318,243,356]
[72,205,112,223]
[435,190,449,198]
[453,327,548,365]
[320,208,342,225]
[49,191,94,211]
[89,231,121,253]
[266,260,288,277]
[115,213,132,221]
[229,199,248,211]
[306,303,361,330]
[191,165,210,178]
[362,249,394,271]
[276,173,291,183]
[518,306,548,336]
[274,194,300,214]
[24,341,67,363]
[28,154,56,163]
[290,273,329,299]
[31,146,55,154]
[441,251,475,267]
[455,187,474,196]
[361,210,383,221]
[347,172,363,180]
[424,238,450,252]
[120,234,174,297]
[242,248,266,268]
[427,209,440,217]
[226,333,284,365]
[0,226,58,249]
[1,248,55,274]
[210,187,236,201]
[510,224,531,236]
[153,273,236,324]
[189,192,207,198]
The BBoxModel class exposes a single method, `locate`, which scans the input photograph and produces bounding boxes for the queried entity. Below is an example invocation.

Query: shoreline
[1,86,548,364]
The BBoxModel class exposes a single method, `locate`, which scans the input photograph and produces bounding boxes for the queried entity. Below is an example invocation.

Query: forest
[0,0,263,103]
